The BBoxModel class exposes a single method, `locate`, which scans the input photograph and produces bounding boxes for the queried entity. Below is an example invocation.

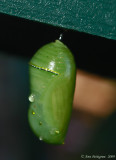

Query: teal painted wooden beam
[0,0,116,40]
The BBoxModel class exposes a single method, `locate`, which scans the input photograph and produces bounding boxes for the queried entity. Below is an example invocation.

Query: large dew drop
[28,94,35,102]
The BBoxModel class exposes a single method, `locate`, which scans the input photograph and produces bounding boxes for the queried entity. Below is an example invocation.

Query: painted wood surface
[0,0,116,40]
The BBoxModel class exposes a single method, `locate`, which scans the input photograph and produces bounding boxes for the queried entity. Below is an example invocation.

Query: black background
[0,13,116,78]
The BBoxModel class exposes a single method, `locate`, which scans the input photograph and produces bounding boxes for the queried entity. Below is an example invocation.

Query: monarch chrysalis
[28,40,76,144]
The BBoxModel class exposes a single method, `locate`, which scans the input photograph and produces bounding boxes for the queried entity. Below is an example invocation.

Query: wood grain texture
[0,0,116,40]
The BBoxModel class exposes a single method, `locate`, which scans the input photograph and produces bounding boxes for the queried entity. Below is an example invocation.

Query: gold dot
[32,111,35,115]
[39,122,42,125]
[55,130,60,134]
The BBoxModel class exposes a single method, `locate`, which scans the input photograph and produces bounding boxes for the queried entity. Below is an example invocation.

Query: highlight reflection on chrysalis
[28,40,76,144]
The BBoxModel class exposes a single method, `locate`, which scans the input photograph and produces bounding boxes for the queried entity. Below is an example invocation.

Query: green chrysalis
[28,40,76,144]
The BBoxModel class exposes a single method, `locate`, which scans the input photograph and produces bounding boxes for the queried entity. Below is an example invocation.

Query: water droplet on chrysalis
[28,94,35,102]
[50,128,59,135]
[39,136,43,141]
